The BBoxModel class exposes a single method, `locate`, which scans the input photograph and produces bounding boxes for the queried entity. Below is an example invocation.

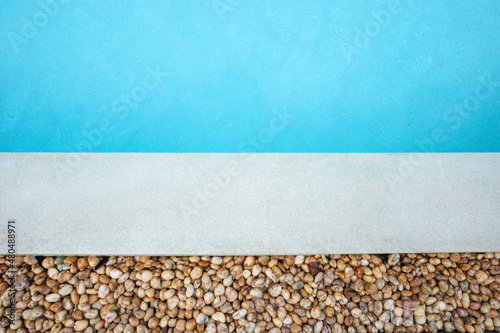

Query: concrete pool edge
[0,153,498,255]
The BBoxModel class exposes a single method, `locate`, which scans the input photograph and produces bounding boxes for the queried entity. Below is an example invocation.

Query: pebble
[190,266,203,280]
[475,270,488,283]
[87,256,100,267]
[14,274,29,290]
[73,320,89,331]
[212,312,226,323]
[45,293,61,302]
[0,252,498,333]
[97,284,109,298]
[196,313,209,324]
[140,270,153,282]
[109,268,123,279]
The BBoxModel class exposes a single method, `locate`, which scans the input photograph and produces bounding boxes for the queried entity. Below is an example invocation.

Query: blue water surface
[0,0,499,152]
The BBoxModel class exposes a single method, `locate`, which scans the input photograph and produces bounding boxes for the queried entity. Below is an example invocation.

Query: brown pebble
[77,258,89,270]
[1,253,499,333]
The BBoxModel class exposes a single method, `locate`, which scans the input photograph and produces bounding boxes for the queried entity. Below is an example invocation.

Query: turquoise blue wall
[1,1,499,152]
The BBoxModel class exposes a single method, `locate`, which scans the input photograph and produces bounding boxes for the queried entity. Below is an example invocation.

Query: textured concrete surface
[0,153,498,255]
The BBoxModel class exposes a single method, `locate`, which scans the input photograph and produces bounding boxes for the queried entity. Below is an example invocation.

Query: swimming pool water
[0,0,499,152]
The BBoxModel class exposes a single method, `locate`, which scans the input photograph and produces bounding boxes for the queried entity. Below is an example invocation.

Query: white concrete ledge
[0,153,498,255]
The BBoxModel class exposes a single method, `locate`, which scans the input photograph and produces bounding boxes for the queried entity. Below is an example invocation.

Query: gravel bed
[0,253,499,333]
